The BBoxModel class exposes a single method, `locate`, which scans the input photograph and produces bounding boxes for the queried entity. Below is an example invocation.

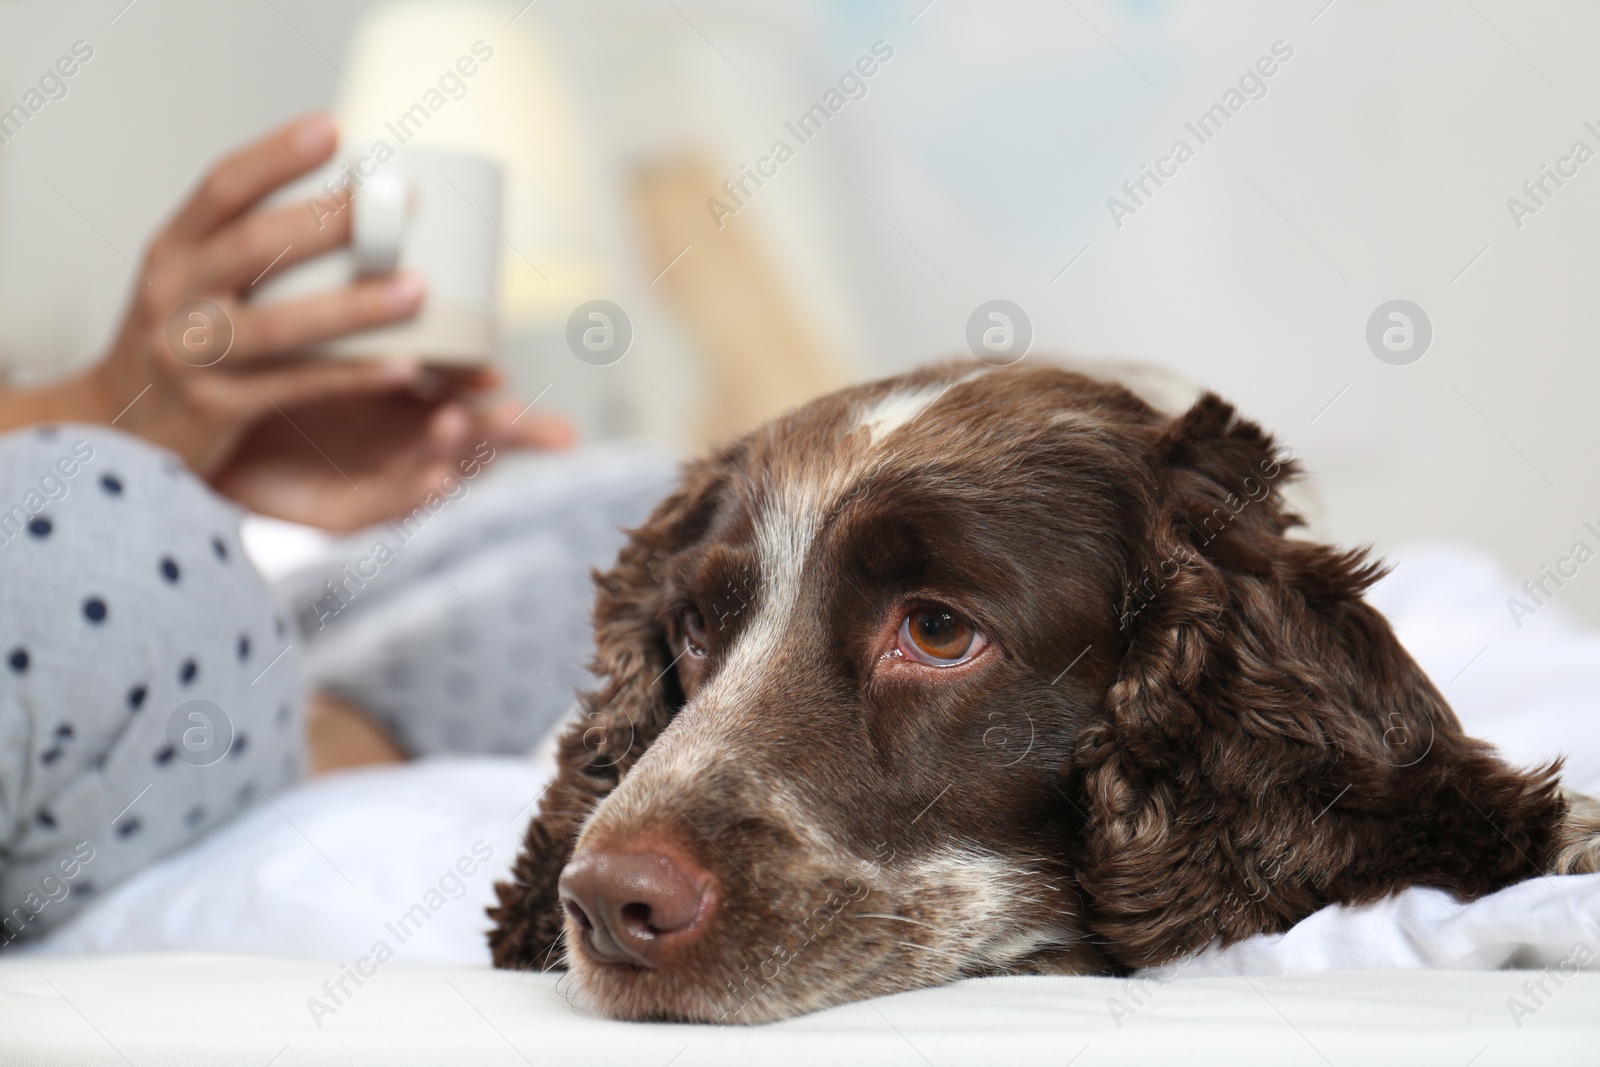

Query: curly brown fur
[1071,394,1566,965]
[488,361,1595,1019]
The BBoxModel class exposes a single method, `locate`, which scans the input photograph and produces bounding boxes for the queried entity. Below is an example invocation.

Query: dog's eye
[680,606,709,657]
[898,608,985,666]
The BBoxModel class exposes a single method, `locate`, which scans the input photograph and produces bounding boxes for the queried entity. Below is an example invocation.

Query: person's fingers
[232,272,425,358]
[395,404,474,502]
[407,364,500,402]
[483,398,576,450]
[243,357,422,414]
[513,411,577,449]
[389,404,470,501]
[410,456,458,509]
[187,194,353,294]
[425,401,473,456]
[164,114,338,245]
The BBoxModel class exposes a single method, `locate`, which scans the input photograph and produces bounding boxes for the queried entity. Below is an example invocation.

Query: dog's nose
[559,846,714,968]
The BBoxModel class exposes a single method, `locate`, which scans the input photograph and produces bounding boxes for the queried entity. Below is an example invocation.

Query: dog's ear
[1071,394,1565,969]
[488,454,728,969]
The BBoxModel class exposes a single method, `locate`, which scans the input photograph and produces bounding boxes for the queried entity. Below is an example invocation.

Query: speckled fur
[489,361,1594,1021]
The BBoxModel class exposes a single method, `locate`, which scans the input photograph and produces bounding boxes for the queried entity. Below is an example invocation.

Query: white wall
[2,0,1597,624]
[809,0,1600,625]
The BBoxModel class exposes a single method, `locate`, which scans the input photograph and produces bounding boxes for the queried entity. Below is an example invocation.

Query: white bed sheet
[17,755,552,965]
[6,543,1600,1060]
[3,953,1595,1066]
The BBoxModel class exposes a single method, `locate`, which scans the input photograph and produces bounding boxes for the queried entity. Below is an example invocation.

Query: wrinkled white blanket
[20,544,1600,981]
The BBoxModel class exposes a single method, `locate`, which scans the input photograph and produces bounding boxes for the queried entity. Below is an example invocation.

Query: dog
[487,361,1600,1023]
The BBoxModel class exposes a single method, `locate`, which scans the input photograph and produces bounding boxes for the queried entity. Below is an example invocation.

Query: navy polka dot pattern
[2,434,670,942]
[0,425,305,941]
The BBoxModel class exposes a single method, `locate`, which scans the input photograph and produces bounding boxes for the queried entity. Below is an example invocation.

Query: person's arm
[0,367,117,431]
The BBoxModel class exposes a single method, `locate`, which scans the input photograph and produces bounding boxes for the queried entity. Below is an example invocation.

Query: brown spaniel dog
[487,362,1600,1022]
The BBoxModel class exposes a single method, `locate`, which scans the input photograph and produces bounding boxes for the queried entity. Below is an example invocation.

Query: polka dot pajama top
[0,425,673,942]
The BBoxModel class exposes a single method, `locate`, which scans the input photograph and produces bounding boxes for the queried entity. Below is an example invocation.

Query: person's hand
[0,113,575,528]
[209,368,572,531]
[71,113,438,479]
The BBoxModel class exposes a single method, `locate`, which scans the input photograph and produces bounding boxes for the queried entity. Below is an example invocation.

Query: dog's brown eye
[680,606,709,657]
[898,608,985,666]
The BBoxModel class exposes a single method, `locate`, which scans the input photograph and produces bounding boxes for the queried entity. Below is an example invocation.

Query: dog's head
[488,362,1563,1022]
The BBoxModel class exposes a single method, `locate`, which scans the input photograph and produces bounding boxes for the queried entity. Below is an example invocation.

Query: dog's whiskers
[535,924,569,972]
[862,937,969,964]
[855,912,937,931]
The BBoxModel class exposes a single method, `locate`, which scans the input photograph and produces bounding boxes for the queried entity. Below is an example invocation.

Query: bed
[3,544,1598,1063]
[7,955,1595,1065]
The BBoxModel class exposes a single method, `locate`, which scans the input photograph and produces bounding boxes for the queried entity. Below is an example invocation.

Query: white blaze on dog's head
[857,367,993,447]
[597,371,985,824]
[859,382,953,446]
[717,371,991,702]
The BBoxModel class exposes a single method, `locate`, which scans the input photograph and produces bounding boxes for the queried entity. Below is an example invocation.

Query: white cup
[253,146,502,365]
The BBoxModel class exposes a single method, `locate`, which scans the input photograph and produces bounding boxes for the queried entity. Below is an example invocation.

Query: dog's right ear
[488,454,729,969]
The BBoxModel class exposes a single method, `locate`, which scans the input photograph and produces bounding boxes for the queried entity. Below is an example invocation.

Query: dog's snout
[559,846,714,968]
